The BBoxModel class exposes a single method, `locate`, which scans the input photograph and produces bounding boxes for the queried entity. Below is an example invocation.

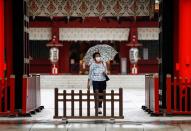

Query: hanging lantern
[129,47,139,64]
[50,47,59,64]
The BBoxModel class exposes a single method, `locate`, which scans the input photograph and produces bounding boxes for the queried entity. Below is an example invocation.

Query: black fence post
[54,88,58,118]
[111,90,114,117]
[79,90,82,117]
[119,88,123,117]
[103,90,106,117]
[95,90,98,116]
[71,90,74,117]
[87,90,90,116]
[63,90,66,117]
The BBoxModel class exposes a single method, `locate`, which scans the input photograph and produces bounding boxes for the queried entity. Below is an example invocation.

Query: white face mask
[95,57,101,62]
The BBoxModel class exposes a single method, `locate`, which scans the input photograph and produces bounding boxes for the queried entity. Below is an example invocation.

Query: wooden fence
[54,88,124,119]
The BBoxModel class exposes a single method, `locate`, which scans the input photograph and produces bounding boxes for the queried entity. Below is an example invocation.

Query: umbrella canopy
[83,44,118,65]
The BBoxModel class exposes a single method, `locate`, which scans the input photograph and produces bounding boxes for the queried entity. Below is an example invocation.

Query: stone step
[40,75,145,89]
[41,75,145,89]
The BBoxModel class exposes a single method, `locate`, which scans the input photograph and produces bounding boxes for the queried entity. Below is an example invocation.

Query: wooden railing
[54,88,124,119]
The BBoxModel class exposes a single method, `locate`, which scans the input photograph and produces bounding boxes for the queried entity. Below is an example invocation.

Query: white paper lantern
[50,47,59,63]
[129,48,139,64]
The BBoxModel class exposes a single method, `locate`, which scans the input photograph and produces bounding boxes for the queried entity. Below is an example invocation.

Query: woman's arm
[87,64,92,90]
[103,62,108,74]
[87,79,90,90]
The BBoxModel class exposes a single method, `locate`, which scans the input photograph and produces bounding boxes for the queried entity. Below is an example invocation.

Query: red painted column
[62,42,70,73]
[5,0,13,78]
[58,45,64,73]
[173,0,179,76]
[58,43,70,74]
[51,24,59,40]
[120,43,128,58]
[179,0,191,78]
[0,0,4,78]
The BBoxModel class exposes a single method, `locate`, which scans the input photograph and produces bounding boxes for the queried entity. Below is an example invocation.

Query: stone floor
[0,120,191,131]
[0,88,191,131]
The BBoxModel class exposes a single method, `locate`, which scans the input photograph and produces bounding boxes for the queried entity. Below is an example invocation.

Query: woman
[87,52,107,114]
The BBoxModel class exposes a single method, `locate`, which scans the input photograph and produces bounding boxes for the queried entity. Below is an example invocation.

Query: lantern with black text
[129,48,139,74]
[50,47,59,74]
[50,47,59,64]
[47,35,63,75]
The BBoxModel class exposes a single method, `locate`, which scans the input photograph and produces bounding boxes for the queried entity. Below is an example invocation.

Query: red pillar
[5,0,13,77]
[62,42,70,73]
[119,43,128,58]
[179,0,191,78]
[173,0,179,76]
[51,24,59,41]
[0,0,4,78]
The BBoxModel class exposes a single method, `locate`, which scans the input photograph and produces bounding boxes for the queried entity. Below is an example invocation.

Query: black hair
[93,52,100,59]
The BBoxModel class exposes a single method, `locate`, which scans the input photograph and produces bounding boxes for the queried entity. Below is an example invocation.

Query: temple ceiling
[28,0,155,19]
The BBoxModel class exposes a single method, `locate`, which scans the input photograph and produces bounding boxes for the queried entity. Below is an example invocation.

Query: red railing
[166,74,191,115]
[0,75,15,116]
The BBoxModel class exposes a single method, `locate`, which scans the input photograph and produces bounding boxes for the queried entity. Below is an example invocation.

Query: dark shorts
[92,81,106,91]
[92,81,106,108]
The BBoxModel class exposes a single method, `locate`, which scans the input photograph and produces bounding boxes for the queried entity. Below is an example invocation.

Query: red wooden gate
[166,74,191,115]
[0,75,16,116]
